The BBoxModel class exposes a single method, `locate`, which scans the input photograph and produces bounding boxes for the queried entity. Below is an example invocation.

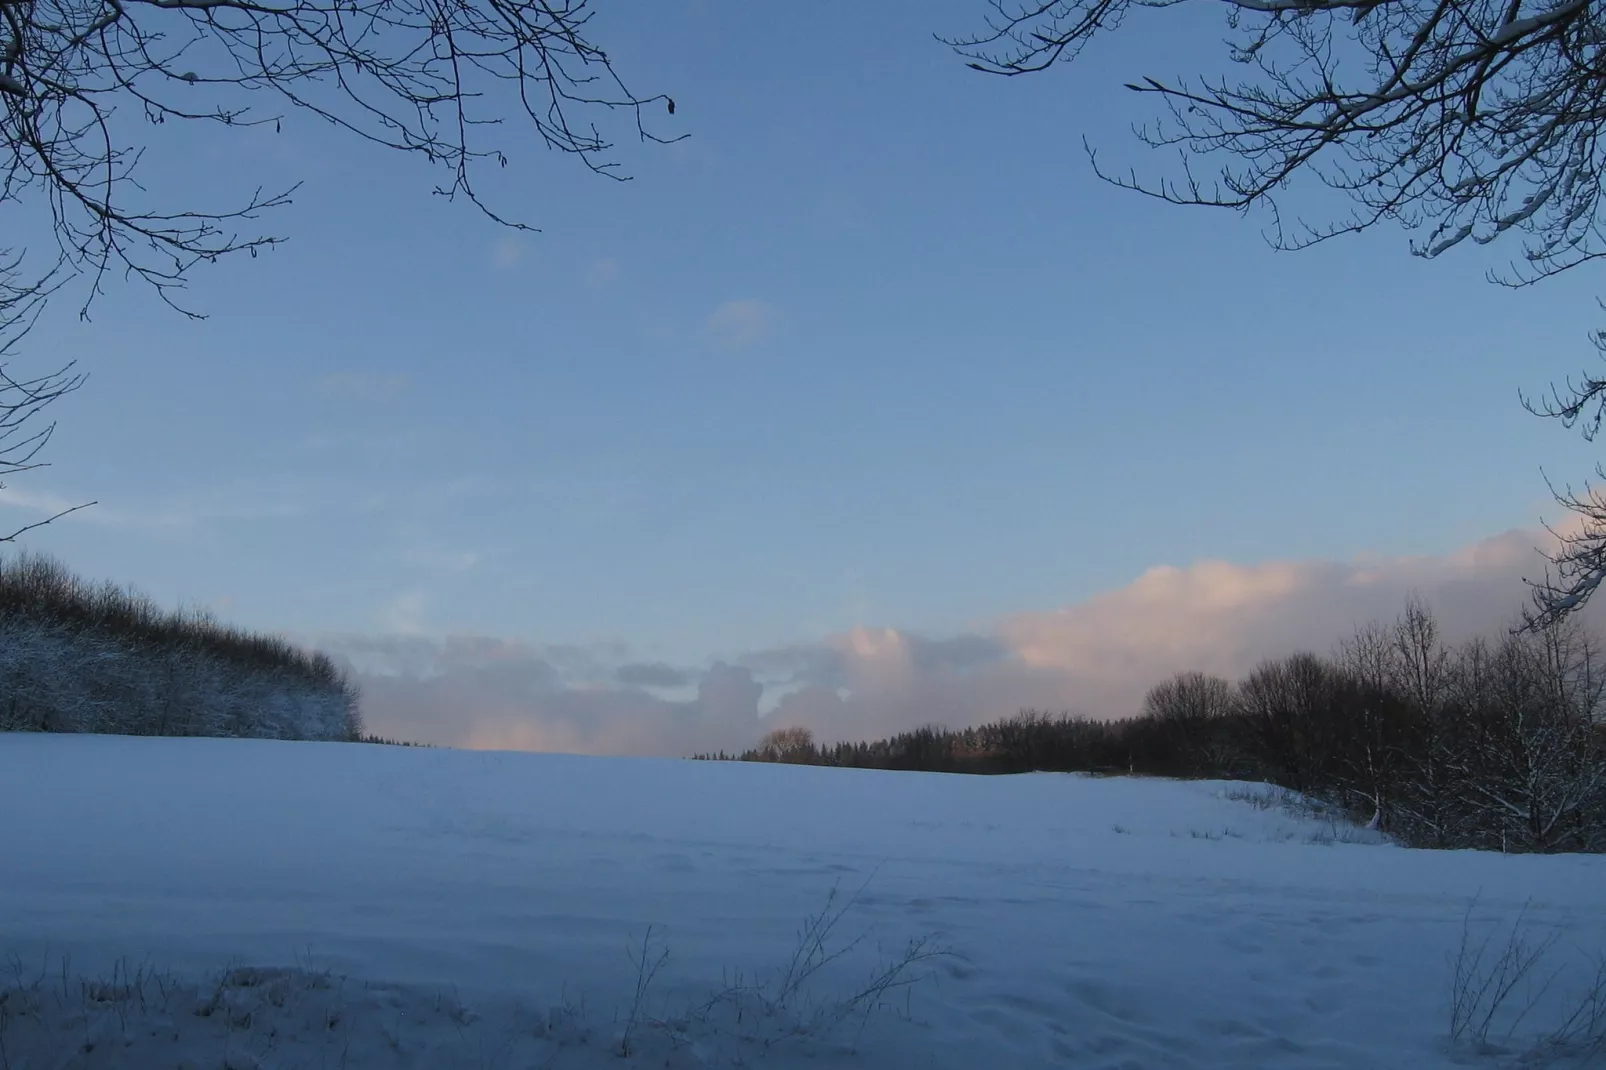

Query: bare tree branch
[1,0,680,319]
[0,0,675,526]
[1,498,96,541]
[947,0,1606,281]
[945,0,1606,626]
[0,353,91,541]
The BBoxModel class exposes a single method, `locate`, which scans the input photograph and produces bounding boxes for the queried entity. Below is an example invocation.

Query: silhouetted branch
[0,356,90,540]
[946,0,1606,282]
[2,0,680,318]
[947,0,1606,625]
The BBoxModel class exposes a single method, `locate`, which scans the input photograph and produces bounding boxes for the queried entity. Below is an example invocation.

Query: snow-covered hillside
[0,734,1601,1068]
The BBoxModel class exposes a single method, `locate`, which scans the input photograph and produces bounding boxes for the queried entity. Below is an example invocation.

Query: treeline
[0,553,361,742]
[699,600,1606,854]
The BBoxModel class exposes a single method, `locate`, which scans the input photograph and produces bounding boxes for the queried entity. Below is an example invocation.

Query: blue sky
[4,1,1604,749]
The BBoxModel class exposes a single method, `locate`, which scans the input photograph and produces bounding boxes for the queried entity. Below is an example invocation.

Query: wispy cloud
[0,486,98,523]
[378,591,429,636]
[397,546,481,573]
[320,523,1587,758]
[383,522,486,574]
[316,371,409,402]
[705,299,776,351]
[492,235,526,270]
[583,257,621,291]
[615,661,690,688]
[0,484,304,535]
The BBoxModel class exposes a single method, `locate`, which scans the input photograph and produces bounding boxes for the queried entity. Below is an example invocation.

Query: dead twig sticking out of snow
[1448,897,1606,1060]
[671,871,953,1056]
[833,935,952,1043]
[1528,953,1606,1063]
[618,925,668,1058]
[772,877,873,1013]
[1448,899,1560,1049]
[0,889,951,1068]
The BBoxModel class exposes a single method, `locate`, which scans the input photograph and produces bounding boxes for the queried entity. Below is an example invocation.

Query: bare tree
[1,0,678,316]
[757,725,817,764]
[1143,670,1238,773]
[1337,620,1394,694]
[1237,652,1343,793]
[1339,599,1457,838]
[1143,670,1235,722]
[945,0,1606,623]
[1391,595,1454,710]
[1335,626,1400,827]
[1458,621,1606,850]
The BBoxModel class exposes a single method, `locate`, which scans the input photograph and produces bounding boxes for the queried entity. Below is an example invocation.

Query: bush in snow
[0,552,360,741]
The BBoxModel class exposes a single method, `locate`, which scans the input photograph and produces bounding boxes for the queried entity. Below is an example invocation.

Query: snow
[1,734,1603,1068]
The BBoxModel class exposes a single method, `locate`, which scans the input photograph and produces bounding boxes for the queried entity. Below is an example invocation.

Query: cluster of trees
[702,600,1606,854]
[0,553,360,742]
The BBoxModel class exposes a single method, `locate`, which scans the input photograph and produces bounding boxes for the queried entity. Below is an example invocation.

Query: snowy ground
[0,735,1602,1069]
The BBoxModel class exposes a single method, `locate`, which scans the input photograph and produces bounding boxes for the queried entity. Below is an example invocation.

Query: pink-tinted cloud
[319,524,1600,756]
[981,526,1569,727]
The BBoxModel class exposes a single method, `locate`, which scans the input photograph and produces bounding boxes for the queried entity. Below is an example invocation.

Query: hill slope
[0,734,1601,1068]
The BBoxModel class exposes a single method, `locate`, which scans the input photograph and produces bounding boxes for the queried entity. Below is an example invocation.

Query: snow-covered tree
[1456,622,1606,851]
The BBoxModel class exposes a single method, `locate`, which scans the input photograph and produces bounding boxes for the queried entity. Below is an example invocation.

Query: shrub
[0,552,360,741]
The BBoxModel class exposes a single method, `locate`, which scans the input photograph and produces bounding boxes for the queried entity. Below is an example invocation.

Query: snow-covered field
[0,734,1602,1069]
